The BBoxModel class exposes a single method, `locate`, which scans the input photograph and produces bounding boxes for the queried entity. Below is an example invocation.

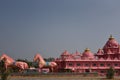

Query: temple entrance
[85,69,90,73]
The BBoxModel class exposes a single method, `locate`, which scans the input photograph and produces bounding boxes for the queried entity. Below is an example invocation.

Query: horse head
[0,54,14,62]
[33,53,39,62]
[33,53,46,68]
[33,53,44,62]
[0,54,6,61]
[0,54,14,69]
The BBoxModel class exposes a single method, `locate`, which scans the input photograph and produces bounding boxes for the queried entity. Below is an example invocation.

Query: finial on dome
[98,48,101,50]
[85,48,90,52]
[109,34,114,40]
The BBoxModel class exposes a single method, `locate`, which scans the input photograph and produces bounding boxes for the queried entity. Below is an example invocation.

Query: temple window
[107,64,111,66]
[85,64,89,67]
[114,63,118,66]
[92,63,96,67]
[68,63,73,66]
[77,63,80,66]
[100,63,104,67]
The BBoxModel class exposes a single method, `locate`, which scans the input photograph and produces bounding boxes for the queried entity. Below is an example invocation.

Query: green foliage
[0,60,10,80]
[65,69,72,72]
[59,69,72,72]
[0,60,6,72]
[9,66,20,73]
[106,67,115,79]
[27,61,33,67]
[1,70,10,80]
[32,62,39,68]
[83,72,98,77]
[16,59,28,63]
[44,57,55,62]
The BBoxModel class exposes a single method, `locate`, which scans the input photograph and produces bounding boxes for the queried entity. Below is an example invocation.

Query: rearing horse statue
[0,54,28,71]
[33,53,57,72]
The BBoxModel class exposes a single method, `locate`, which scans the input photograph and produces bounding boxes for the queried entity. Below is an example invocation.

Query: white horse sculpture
[0,54,28,71]
[33,53,57,72]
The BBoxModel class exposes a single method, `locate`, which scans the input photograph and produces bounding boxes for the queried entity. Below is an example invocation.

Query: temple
[55,35,120,76]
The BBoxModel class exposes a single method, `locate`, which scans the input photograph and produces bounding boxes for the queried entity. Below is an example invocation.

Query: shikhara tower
[55,35,120,76]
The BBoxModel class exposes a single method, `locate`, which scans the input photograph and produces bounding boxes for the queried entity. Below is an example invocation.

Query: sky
[0,0,120,60]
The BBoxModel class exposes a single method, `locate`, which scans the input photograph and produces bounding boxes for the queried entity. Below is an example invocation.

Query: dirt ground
[6,75,120,80]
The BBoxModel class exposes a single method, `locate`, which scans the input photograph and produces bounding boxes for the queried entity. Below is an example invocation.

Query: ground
[4,75,120,80]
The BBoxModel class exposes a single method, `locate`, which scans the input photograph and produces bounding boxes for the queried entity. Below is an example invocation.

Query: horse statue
[0,54,28,71]
[33,53,57,72]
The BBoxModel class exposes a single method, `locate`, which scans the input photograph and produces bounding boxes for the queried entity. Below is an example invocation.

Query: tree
[16,59,28,63]
[0,60,11,80]
[106,67,115,79]
[44,57,55,62]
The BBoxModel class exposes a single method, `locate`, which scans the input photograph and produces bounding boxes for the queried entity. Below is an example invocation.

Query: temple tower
[102,35,120,59]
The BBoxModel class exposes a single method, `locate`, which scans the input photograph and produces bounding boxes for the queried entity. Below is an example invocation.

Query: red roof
[82,48,94,59]
[103,35,119,48]
[96,49,104,55]
[61,50,70,56]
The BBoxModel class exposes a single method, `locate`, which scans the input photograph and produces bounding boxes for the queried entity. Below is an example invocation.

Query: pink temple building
[55,35,120,76]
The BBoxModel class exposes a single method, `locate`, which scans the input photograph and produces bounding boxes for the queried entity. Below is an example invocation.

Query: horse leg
[49,67,52,72]
[4,63,8,70]
[49,67,54,72]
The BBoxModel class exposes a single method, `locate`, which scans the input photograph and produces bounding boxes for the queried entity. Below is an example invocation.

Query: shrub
[0,60,11,80]
[106,67,115,79]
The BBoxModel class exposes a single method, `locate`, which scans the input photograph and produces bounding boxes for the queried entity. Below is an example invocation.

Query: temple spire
[85,48,90,52]
[109,34,114,40]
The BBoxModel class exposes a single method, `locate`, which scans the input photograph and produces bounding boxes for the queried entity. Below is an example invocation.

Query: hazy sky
[1,0,120,60]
